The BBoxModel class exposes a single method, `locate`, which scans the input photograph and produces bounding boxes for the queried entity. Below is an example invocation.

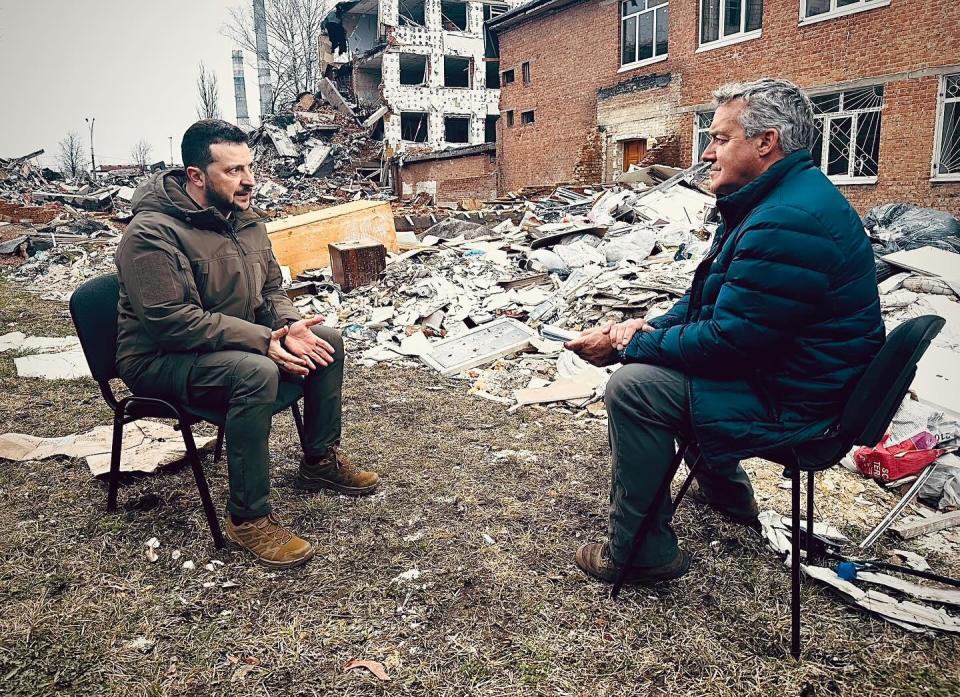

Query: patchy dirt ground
[1,278,958,697]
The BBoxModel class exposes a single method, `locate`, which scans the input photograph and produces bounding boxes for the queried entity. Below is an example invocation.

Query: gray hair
[712,78,816,154]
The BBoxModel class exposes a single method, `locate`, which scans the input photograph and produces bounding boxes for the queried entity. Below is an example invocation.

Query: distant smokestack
[232,50,251,127]
[253,0,274,118]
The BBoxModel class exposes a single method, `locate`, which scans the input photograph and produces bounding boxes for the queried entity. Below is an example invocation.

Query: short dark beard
[204,182,242,216]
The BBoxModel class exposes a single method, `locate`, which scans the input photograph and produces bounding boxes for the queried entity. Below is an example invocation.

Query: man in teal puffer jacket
[566,79,884,584]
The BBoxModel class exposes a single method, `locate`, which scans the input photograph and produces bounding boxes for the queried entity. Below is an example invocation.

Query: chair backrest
[69,273,121,385]
[839,314,945,448]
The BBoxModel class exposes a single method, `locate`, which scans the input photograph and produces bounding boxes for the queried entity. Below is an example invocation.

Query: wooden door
[622,139,647,172]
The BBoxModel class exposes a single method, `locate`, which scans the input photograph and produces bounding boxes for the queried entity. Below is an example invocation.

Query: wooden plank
[882,246,960,282]
[266,201,397,276]
[892,510,960,540]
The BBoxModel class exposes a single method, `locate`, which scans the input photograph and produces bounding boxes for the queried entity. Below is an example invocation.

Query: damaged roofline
[486,0,587,33]
[398,142,495,165]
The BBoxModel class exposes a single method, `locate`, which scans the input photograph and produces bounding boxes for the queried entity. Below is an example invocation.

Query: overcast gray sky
[0,0,261,170]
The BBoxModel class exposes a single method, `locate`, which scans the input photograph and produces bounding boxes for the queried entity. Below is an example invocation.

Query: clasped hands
[267,317,336,376]
[563,318,655,366]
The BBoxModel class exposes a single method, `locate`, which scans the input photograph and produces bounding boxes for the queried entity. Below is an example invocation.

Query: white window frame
[692,110,715,163]
[620,1,669,72]
[932,73,960,182]
[811,87,883,185]
[697,1,762,53]
[798,0,889,27]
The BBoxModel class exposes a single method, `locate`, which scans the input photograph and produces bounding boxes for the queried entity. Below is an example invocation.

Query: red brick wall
[0,200,63,224]
[399,152,498,203]
[496,0,960,214]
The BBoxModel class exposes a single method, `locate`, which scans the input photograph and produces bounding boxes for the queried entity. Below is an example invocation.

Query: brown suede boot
[224,513,314,569]
[294,448,380,496]
[575,542,690,584]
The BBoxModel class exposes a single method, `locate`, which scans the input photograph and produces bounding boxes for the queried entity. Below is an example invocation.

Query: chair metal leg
[181,423,225,549]
[673,451,703,509]
[213,426,225,463]
[106,407,125,511]
[612,440,689,599]
[791,460,802,660]
[291,401,306,450]
[806,471,815,562]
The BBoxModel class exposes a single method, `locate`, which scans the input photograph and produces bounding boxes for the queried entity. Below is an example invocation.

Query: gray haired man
[565,78,883,584]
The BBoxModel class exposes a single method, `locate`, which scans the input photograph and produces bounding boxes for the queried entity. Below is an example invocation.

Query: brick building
[393,142,498,202]
[489,0,960,214]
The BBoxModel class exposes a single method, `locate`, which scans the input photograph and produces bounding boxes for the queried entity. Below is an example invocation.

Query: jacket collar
[137,169,267,234]
[715,149,812,230]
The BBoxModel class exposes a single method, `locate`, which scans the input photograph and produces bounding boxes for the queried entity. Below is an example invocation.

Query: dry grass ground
[0,277,958,696]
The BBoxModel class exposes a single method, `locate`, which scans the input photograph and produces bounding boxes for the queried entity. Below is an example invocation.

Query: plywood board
[421,318,535,376]
[882,246,960,282]
[267,200,398,276]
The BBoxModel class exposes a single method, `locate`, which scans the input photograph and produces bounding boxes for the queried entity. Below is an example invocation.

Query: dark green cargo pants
[604,363,755,567]
[128,326,344,519]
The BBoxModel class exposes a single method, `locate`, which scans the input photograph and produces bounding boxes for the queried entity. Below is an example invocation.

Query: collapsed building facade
[320,0,522,158]
[489,0,960,214]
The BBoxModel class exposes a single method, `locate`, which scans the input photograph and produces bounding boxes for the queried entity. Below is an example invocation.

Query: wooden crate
[328,241,386,292]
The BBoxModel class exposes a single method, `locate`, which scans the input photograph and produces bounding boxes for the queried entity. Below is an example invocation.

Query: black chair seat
[760,434,849,474]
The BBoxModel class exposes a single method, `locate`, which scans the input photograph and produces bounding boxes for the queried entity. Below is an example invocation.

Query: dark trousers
[129,326,344,519]
[604,364,756,566]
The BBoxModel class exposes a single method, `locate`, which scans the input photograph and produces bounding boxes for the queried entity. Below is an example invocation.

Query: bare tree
[196,61,222,120]
[223,0,326,113]
[57,131,86,178]
[131,139,153,172]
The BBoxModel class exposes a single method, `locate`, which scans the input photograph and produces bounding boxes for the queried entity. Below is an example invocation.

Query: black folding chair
[69,273,306,548]
[612,315,945,659]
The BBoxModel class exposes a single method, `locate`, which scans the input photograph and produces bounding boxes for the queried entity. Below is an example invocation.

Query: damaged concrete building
[321,0,522,158]
[489,0,960,213]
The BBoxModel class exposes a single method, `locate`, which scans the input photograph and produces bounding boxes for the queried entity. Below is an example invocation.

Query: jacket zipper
[226,228,254,321]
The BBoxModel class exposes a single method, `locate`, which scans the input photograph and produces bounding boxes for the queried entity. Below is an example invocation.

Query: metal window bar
[936,75,960,175]
[812,87,883,180]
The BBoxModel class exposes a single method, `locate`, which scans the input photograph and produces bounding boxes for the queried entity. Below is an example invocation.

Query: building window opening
[399,53,428,85]
[440,1,468,31]
[401,111,429,142]
[444,56,472,87]
[398,0,427,27]
[486,60,501,88]
[445,115,471,143]
[485,114,499,142]
[700,0,762,45]
[621,0,669,67]
[521,110,535,125]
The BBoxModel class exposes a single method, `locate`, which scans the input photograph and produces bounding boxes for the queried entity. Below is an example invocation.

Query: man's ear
[756,128,781,157]
[184,165,205,188]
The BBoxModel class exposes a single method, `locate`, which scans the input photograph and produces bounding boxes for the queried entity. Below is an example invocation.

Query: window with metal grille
[810,86,883,183]
[700,0,762,46]
[933,74,960,179]
[620,0,668,68]
[693,110,715,162]
[801,0,886,23]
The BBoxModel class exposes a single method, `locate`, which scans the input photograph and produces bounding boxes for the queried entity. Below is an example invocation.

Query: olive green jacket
[114,169,300,387]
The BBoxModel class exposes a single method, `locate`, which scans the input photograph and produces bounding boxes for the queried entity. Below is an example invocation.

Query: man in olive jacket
[115,120,379,568]
[566,79,883,584]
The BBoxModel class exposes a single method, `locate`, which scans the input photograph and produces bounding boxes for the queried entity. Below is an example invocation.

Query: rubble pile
[282,164,718,411]
[250,89,390,211]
